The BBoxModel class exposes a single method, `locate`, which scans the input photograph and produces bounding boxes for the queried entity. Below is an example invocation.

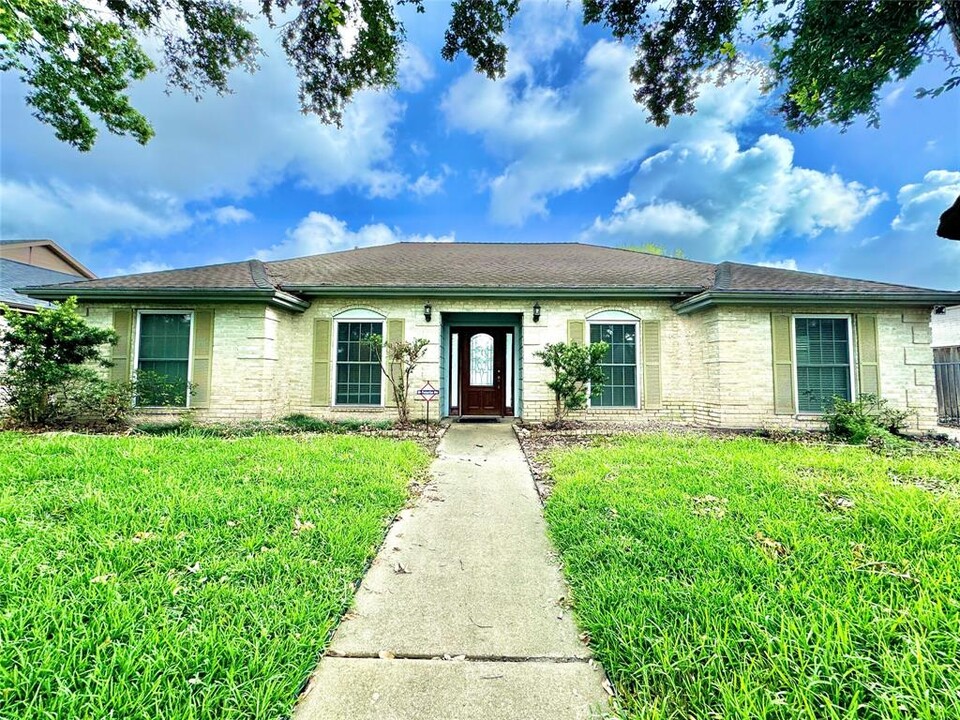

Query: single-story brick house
[21,242,960,430]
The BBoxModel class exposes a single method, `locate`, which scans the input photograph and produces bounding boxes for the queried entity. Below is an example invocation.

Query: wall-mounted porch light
[533,302,541,323]
[424,303,433,322]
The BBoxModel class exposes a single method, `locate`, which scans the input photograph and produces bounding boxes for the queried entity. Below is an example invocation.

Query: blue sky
[2,1,959,289]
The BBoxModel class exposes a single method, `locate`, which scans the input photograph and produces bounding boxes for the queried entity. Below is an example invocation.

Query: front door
[459,328,506,416]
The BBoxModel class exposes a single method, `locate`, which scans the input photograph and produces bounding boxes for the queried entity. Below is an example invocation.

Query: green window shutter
[311,318,332,406]
[641,320,662,409]
[385,318,405,406]
[856,314,880,398]
[567,319,585,345]
[191,310,215,408]
[110,309,133,383]
[771,314,795,415]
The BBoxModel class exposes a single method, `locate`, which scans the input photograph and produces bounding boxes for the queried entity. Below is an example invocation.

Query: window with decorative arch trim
[586,310,640,408]
[333,308,385,406]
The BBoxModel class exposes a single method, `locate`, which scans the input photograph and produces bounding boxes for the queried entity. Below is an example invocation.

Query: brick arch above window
[333,307,385,320]
[586,309,639,322]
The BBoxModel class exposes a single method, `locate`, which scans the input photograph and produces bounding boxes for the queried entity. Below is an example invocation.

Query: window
[794,316,853,413]
[590,322,638,407]
[469,333,495,386]
[335,320,383,405]
[135,312,192,407]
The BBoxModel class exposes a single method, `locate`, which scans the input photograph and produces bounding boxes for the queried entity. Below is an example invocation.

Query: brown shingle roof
[713,261,943,294]
[268,242,716,289]
[19,242,960,306]
[34,258,268,291]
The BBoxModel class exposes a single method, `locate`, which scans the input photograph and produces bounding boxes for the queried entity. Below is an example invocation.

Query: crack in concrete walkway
[293,422,609,719]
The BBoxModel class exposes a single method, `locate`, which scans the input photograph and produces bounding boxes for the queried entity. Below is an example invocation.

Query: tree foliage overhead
[2,0,958,150]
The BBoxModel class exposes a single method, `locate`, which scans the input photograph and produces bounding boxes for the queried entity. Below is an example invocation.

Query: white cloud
[891,170,960,231]
[586,201,709,240]
[409,165,451,197]
[508,0,581,63]
[255,212,455,260]
[584,133,886,259]
[883,83,907,106]
[828,170,960,290]
[209,206,254,225]
[757,259,799,271]
[0,15,409,246]
[398,44,435,92]
[0,179,192,244]
[442,40,770,225]
[111,260,174,276]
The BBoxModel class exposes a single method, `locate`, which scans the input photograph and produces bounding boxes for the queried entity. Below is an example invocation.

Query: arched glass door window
[469,333,495,386]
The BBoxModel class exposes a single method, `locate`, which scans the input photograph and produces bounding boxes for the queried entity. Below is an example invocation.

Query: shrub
[825,393,913,445]
[0,297,119,427]
[132,368,192,407]
[362,335,429,426]
[535,341,610,423]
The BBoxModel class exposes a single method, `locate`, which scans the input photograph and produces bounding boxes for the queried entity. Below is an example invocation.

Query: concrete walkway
[294,422,608,720]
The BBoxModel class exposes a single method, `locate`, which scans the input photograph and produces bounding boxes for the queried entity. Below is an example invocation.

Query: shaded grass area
[544,435,960,719]
[0,432,428,719]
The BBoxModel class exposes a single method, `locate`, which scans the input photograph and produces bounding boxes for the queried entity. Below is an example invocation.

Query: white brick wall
[696,306,937,431]
[80,298,941,431]
[85,302,279,423]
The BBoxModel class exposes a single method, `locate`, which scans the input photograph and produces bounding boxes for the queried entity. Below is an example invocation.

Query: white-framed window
[133,310,194,407]
[587,311,640,408]
[792,315,855,414]
[333,309,385,406]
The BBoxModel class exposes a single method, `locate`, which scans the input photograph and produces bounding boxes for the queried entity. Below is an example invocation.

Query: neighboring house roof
[0,239,96,279]
[1,259,87,311]
[19,242,960,313]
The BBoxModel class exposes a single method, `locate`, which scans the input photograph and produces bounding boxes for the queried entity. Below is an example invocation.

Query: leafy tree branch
[3,0,958,149]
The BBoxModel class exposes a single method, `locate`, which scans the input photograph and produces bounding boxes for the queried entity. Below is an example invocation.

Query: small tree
[0,297,117,426]
[536,341,610,424]
[363,334,430,426]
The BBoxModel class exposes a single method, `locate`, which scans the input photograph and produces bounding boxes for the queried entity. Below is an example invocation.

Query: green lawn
[544,435,960,720]
[0,432,428,720]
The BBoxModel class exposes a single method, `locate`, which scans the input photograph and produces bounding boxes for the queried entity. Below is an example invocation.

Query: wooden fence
[934,346,960,424]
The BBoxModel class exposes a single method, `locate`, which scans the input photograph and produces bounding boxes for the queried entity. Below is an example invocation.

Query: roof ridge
[713,261,732,290]
[572,242,717,268]
[247,259,275,290]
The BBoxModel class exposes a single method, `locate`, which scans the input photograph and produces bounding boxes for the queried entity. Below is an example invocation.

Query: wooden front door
[459,328,506,416]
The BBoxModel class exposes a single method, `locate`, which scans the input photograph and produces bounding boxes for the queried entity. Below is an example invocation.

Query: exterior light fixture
[533,302,541,323]
[424,303,432,322]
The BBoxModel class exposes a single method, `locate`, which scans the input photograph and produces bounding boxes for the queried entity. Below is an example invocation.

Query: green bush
[535,340,610,423]
[825,393,913,445]
[0,298,120,427]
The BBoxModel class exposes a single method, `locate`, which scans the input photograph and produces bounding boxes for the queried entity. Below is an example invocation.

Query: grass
[0,431,429,719]
[543,435,960,720]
